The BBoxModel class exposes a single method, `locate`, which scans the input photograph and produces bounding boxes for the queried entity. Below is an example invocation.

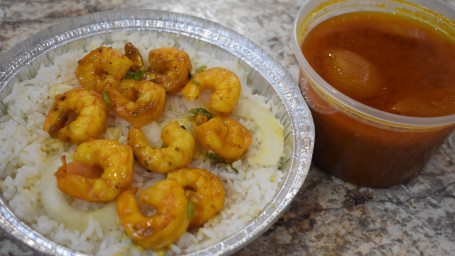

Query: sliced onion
[233,98,284,165]
[40,157,118,232]
[48,83,74,98]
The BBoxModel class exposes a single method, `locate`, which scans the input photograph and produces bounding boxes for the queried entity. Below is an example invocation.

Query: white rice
[0,31,284,255]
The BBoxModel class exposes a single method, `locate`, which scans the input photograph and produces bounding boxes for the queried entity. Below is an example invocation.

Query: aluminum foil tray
[0,9,314,256]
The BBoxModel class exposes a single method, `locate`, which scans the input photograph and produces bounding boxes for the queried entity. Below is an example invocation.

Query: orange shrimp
[181,67,241,115]
[167,168,225,228]
[116,180,190,250]
[124,42,144,71]
[146,47,192,94]
[106,79,166,127]
[75,47,133,93]
[196,116,251,163]
[54,139,134,202]
[128,121,196,173]
[43,87,108,144]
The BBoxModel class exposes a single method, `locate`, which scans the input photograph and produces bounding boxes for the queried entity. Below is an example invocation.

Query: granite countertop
[1,0,455,255]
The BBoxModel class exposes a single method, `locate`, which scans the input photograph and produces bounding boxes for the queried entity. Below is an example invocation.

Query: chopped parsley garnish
[189,108,214,119]
[192,79,201,86]
[207,153,239,174]
[188,201,194,220]
[195,65,207,74]
[102,91,111,108]
[229,163,239,174]
[207,152,222,162]
[125,70,145,80]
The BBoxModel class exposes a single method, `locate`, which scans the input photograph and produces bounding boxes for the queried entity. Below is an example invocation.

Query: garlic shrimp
[43,87,108,144]
[128,121,195,173]
[146,47,192,94]
[167,168,225,228]
[116,180,190,250]
[54,139,134,202]
[107,79,166,127]
[181,67,241,115]
[196,116,251,163]
[75,46,133,93]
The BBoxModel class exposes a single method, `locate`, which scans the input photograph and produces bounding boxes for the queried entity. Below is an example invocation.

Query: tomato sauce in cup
[292,0,455,187]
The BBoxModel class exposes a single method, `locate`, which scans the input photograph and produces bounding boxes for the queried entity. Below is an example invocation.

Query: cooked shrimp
[106,80,166,127]
[128,121,195,173]
[43,87,108,144]
[54,139,134,202]
[167,168,225,228]
[75,46,133,93]
[116,180,190,250]
[196,116,251,163]
[146,47,192,94]
[124,42,144,71]
[181,67,241,115]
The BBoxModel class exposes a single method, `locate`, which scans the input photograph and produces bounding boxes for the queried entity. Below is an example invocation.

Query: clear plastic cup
[291,0,455,187]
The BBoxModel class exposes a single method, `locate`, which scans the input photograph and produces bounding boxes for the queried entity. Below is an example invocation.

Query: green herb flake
[189,108,214,119]
[134,70,145,80]
[195,65,207,74]
[188,200,194,220]
[125,71,134,79]
[192,79,201,86]
[207,152,222,162]
[144,160,149,167]
[229,163,239,174]
[125,70,145,81]
[102,91,111,108]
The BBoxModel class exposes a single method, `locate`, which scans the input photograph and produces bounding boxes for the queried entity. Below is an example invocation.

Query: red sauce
[303,11,455,117]
[300,11,455,187]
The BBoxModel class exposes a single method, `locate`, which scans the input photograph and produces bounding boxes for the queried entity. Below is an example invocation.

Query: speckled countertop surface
[1,0,455,255]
